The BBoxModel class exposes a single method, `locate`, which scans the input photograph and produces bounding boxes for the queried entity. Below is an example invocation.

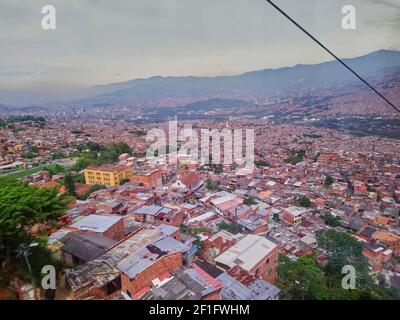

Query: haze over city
[0,0,399,98]
[1,0,400,305]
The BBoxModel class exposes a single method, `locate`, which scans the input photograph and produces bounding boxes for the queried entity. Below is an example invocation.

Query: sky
[0,0,399,96]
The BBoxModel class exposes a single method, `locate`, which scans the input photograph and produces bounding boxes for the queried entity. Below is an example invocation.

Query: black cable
[265,0,400,114]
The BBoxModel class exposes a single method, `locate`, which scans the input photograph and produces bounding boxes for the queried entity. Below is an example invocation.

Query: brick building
[281,206,307,225]
[70,214,125,241]
[131,169,162,188]
[118,250,183,298]
[214,234,279,284]
[128,205,183,227]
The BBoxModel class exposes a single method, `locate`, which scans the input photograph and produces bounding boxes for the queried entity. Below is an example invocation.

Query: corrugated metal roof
[71,214,123,233]
[214,234,277,271]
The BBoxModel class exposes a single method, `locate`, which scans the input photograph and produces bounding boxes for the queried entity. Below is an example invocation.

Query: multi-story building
[84,165,132,187]
[281,206,307,225]
[130,169,162,188]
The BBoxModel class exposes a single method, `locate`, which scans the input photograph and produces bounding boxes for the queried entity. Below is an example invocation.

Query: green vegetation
[1,116,46,130]
[284,149,306,165]
[63,173,76,196]
[297,196,311,208]
[44,164,65,175]
[180,224,192,235]
[207,155,224,174]
[76,185,106,201]
[120,178,130,185]
[212,164,223,174]
[23,151,38,159]
[321,214,341,227]
[73,142,132,171]
[129,129,147,136]
[0,177,68,285]
[2,164,66,180]
[193,227,213,234]
[324,175,334,188]
[277,230,399,300]
[6,115,46,124]
[206,179,220,191]
[278,255,329,300]
[179,225,213,236]
[303,133,322,139]
[255,160,270,168]
[243,197,257,206]
[51,152,66,160]
[218,221,243,234]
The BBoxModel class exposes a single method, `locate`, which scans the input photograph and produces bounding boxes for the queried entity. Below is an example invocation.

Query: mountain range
[1,49,400,106]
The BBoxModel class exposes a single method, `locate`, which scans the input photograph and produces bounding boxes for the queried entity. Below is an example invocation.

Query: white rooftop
[211,195,236,206]
[71,214,123,233]
[187,211,216,224]
[215,234,277,272]
[285,206,308,216]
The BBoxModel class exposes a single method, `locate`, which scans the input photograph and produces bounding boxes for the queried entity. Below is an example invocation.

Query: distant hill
[1,49,400,106]
[81,49,400,104]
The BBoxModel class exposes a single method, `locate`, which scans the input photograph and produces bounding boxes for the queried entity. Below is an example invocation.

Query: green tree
[316,229,399,299]
[24,151,38,159]
[321,214,341,227]
[243,197,257,206]
[316,229,371,288]
[297,196,311,208]
[44,164,65,175]
[0,178,68,270]
[206,179,219,191]
[120,178,130,185]
[324,176,334,188]
[255,160,270,168]
[218,221,243,234]
[63,173,76,196]
[277,255,330,300]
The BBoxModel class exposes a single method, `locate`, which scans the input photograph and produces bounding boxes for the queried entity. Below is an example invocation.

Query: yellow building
[84,165,132,187]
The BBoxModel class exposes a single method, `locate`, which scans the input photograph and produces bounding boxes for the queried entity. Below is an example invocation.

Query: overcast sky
[0,0,399,93]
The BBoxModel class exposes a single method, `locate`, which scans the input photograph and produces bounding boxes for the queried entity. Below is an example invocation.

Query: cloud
[0,67,40,77]
[365,0,400,29]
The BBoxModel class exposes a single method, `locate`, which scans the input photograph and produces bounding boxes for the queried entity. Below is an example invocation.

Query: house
[192,259,280,300]
[318,153,340,166]
[281,206,307,225]
[151,236,193,265]
[214,234,279,284]
[60,231,117,266]
[179,172,204,191]
[70,214,125,241]
[65,226,166,299]
[372,231,400,251]
[201,230,237,262]
[155,224,180,241]
[128,205,182,227]
[224,265,280,300]
[131,169,162,188]
[362,243,392,272]
[139,267,222,300]
[339,216,368,232]
[118,248,183,299]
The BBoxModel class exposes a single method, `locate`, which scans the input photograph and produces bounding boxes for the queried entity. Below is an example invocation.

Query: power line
[265,0,400,114]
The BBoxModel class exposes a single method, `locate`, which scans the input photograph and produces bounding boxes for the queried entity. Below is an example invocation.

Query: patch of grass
[2,164,64,179]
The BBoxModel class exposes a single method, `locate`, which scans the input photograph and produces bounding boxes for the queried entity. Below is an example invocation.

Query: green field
[0,164,64,179]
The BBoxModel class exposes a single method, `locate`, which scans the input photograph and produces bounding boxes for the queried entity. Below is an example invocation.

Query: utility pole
[16,241,39,300]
